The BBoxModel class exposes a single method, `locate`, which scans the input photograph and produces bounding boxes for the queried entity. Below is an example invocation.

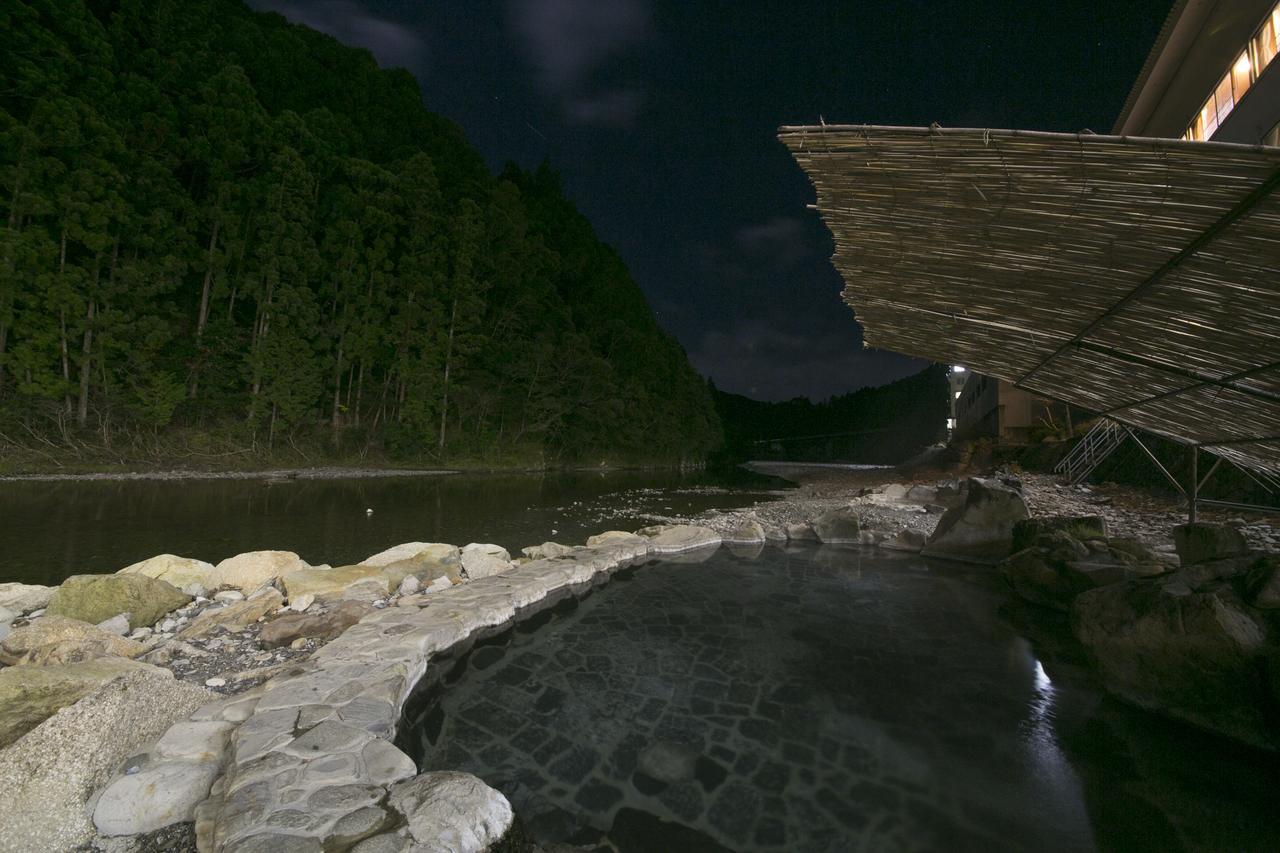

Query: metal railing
[1054,418,1126,484]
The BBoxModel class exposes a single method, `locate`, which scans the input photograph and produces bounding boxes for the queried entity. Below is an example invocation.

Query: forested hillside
[0,0,720,469]
[714,366,949,464]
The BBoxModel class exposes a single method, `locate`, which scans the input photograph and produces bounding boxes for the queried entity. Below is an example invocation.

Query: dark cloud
[247,1,427,71]
[507,0,650,126]
[690,321,927,401]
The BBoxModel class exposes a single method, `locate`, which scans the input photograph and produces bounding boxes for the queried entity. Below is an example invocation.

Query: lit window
[1214,74,1234,124]
[954,391,962,399]
[1231,51,1253,100]
[1257,9,1279,70]
[952,365,966,373]
[1202,97,1219,138]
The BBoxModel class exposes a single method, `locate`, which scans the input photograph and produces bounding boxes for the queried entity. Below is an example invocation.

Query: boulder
[723,518,766,544]
[385,771,513,852]
[586,531,648,548]
[1173,523,1249,566]
[259,600,373,649]
[94,719,233,837]
[522,542,574,560]
[1072,575,1278,750]
[359,541,454,568]
[0,656,153,747]
[397,576,421,596]
[117,553,216,596]
[0,607,14,643]
[1243,555,1280,609]
[0,666,211,851]
[881,528,928,553]
[0,615,148,665]
[761,523,788,542]
[1011,516,1108,553]
[0,582,55,615]
[461,543,513,580]
[96,614,130,636]
[905,484,938,504]
[1002,535,1127,612]
[785,522,818,541]
[377,545,464,589]
[46,573,191,630]
[921,477,1029,563]
[881,483,910,502]
[284,565,392,602]
[645,525,722,554]
[177,587,284,640]
[812,508,861,544]
[207,550,308,591]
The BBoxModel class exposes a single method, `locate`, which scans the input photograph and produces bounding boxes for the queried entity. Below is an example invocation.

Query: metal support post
[1189,446,1198,524]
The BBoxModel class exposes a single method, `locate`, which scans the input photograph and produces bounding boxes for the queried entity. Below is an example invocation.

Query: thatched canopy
[779,124,1280,473]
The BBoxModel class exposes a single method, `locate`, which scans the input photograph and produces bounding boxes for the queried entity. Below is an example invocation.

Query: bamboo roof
[778,124,1280,473]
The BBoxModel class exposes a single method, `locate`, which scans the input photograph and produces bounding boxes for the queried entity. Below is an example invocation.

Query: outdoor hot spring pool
[396,545,1280,853]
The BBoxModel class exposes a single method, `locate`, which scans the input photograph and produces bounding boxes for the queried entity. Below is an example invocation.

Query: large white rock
[585,531,648,548]
[387,771,513,853]
[0,583,55,615]
[645,525,722,555]
[93,759,222,836]
[117,553,216,596]
[921,478,1029,563]
[0,667,211,851]
[359,542,457,569]
[461,544,513,580]
[207,550,308,591]
[722,518,766,544]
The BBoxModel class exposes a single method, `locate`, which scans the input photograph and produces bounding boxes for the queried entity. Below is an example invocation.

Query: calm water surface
[400,545,1280,853]
[0,469,785,586]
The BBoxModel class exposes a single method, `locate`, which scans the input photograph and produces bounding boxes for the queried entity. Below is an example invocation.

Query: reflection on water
[0,469,784,586]
[400,546,1280,853]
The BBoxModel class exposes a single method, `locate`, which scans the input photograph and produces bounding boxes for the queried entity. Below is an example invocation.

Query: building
[953,372,1067,446]
[1115,0,1280,146]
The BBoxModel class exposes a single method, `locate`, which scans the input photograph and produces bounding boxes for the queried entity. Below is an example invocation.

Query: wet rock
[522,542,574,560]
[208,550,309,592]
[462,544,514,580]
[47,574,191,630]
[0,656,153,747]
[385,771,513,852]
[881,528,928,553]
[0,667,211,851]
[586,531,648,548]
[1243,555,1280,609]
[284,565,392,602]
[1011,516,1108,552]
[260,601,373,649]
[0,615,148,665]
[118,554,216,596]
[96,613,131,636]
[921,477,1029,564]
[723,518,766,544]
[812,508,861,544]
[1002,532,1128,612]
[785,522,818,542]
[1072,573,1278,750]
[0,582,55,615]
[645,525,722,554]
[177,587,284,640]
[1173,523,1249,566]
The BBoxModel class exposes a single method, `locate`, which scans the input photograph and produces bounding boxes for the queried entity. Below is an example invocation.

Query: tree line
[0,0,721,467]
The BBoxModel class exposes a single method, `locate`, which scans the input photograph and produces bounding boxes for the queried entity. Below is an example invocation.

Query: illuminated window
[1201,97,1219,139]
[1231,51,1253,100]
[1214,74,1234,123]
[1256,9,1279,70]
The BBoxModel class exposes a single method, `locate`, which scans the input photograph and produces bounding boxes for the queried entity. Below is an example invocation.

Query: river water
[0,468,787,586]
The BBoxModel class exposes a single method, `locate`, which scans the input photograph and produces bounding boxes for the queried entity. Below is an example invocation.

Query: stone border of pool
[94,528,721,852]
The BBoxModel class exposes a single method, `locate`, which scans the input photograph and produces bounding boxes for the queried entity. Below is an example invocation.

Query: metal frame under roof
[778,124,1280,474]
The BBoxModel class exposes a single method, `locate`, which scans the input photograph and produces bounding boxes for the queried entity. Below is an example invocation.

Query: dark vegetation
[0,0,720,471]
[711,365,949,465]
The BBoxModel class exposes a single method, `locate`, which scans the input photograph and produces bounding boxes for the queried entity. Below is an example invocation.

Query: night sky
[246,0,1171,401]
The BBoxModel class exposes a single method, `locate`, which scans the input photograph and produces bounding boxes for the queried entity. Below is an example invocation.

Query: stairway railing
[1054,418,1126,484]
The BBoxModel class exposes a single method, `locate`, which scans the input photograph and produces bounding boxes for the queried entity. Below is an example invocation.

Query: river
[0,468,788,586]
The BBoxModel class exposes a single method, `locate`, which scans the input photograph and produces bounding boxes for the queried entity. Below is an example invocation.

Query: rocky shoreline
[1,466,1278,852]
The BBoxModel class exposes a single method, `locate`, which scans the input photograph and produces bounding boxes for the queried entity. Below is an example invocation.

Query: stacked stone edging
[100,536,664,852]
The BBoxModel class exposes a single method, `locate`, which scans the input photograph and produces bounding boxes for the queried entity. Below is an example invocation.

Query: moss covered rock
[47,574,191,630]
